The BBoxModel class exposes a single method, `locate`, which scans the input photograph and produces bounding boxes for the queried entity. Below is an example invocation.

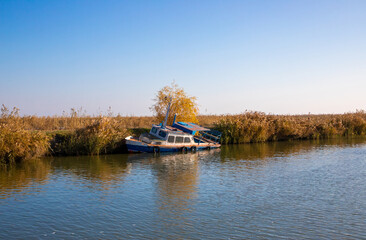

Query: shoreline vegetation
[1,105,366,164]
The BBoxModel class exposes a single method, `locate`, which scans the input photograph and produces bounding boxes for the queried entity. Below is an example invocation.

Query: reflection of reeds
[215,111,366,144]
[0,159,51,199]
[51,154,131,190]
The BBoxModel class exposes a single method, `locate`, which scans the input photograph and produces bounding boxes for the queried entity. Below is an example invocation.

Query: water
[1,139,366,239]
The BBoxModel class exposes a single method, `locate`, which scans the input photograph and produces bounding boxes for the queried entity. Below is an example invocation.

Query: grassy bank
[49,118,129,156]
[1,106,131,163]
[1,105,366,163]
[216,111,366,144]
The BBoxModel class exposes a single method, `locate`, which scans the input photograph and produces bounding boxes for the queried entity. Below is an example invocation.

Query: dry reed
[0,106,49,164]
[215,111,366,144]
[1,105,366,162]
[50,117,129,156]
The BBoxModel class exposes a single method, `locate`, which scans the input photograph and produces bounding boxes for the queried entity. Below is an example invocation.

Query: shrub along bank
[49,118,128,156]
[0,106,130,164]
[0,107,49,164]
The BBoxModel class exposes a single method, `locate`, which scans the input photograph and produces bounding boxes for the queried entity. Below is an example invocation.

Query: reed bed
[0,106,49,164]
[1,104,366,162]
[50,117,129,156]
[215,111,366,144]
[21,115,155,131]
[19,115,217,131]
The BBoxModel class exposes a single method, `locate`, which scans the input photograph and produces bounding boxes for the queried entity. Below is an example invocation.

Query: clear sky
[1,0,365,116]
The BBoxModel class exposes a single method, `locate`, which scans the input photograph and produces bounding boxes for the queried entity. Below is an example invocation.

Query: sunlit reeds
[0,106,49,164]
[1,105,366,162]
[215,111,366,144]
[50,117,128,156]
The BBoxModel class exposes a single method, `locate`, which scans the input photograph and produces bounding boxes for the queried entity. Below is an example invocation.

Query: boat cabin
[148,124,195,145]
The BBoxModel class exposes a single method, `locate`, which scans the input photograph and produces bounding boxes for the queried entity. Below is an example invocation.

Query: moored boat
[125,100,221,153]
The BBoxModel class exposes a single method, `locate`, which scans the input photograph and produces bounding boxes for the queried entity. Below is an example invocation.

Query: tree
[151,83,199,125]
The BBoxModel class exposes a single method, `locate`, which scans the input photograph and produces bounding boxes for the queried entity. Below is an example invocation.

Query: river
[1,138,366,239]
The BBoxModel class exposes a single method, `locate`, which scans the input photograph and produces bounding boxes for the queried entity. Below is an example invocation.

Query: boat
[125,100,221,153]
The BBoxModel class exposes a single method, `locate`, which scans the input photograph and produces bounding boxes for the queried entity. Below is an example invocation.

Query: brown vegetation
[1,104,366,163]
[50,117,128,156]
[0,106,49,164]
[216,111,366,144]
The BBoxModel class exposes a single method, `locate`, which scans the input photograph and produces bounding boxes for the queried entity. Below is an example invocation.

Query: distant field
[15,114,220,131]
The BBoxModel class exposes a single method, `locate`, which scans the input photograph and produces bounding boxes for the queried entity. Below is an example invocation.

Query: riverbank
[1,107,366,163]
[216,111,366,143]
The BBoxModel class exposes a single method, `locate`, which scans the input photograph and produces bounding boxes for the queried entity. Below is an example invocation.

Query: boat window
[175,136,183,143]
[158,130,167,138]
[184,137,191,143]
[168,136,175,143]
[151,127,157,134]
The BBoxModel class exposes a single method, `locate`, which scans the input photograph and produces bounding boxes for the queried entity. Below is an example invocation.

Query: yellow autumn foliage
[150,83,199,125]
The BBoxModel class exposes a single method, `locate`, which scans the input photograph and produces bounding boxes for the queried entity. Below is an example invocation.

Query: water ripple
[1,139,366,239]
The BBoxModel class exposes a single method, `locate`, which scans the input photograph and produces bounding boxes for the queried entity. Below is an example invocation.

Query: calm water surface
[1,139,366,239]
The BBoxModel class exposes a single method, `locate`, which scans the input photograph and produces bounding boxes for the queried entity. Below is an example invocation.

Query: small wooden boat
[125,100,221,153]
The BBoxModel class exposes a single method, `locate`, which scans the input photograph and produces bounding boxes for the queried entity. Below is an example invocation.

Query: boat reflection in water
[1,139,366,239]
[127,149,221,233]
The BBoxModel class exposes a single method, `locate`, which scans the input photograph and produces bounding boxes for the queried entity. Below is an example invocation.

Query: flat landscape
[2,106,366,164]
[1,0,366,239]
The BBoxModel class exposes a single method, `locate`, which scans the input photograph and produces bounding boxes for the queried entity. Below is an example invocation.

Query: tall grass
[0,106,49,164]
[50,117,129,156]
[2,104,366,162]
[215,111,366,144]
[17,108,219,131]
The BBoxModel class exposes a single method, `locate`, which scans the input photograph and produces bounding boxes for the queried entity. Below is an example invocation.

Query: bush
[50,117,129,156]
[0,105,49,164]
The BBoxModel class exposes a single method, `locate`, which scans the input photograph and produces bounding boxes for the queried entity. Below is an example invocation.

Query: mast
[162,96,172,129]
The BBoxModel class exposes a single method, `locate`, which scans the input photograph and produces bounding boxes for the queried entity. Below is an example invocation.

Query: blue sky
[1,0,365,116]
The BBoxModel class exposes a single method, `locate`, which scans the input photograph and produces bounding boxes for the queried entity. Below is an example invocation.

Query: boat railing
[196,130,221,144]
